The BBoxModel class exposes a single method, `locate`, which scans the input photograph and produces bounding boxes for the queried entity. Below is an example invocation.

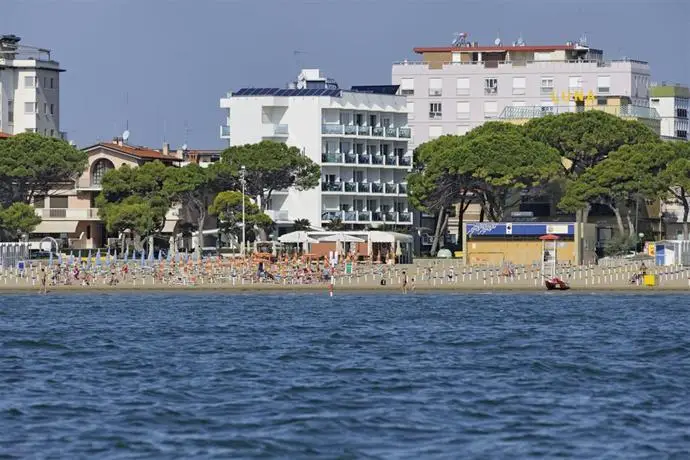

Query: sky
[2,0,688,149]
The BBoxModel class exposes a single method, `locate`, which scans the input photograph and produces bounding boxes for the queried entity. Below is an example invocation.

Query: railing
[321,182,343,192]
[398,183,408,194]
[499,104,661,120]
[385,183,398,194]
[322,152,342,163]
[344,182,357,192]
[371,183,384,193]
[323,210,413,224]
[357,182,370,193]
[358,154,370,164]
[393,58,649,68]
[35,208,100,219]
[265,210,289,221]
[385,156,397,166]
[220,125,231,137]
[321,124,412,139]
[75,179,102,190]
[344,153,357,164]
[399,156,412,166]
[372,155,384,165]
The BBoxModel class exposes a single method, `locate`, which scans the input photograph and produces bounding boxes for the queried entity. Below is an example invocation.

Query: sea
[1,292,689,459]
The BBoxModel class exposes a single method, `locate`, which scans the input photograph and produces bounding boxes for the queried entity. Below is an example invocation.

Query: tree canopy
[522,111,659,176]
[0,133,88,206]
[219,141,320,209]
[209,191,273,244]
[0,202,41,240]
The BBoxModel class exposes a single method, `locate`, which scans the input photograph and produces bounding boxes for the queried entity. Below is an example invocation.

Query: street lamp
[240,165,246,257]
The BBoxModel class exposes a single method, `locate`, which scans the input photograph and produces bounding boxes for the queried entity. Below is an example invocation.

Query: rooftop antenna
[578,33,588,47]
[516,33,525,46]
[182,120,190,151]
[122,129,130,143]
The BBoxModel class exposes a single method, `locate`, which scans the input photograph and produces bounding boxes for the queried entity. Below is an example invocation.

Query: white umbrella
[278,231,319,244]
[317,233,365,243]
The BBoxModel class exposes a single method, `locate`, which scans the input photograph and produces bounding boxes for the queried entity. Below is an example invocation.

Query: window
[677,130,688,139]
[91,159,115,186]
[400,78,414,96]
[24,76,35,88]
[429,102,442,119]
[512,77,526,95]
[406,102,414,120]
[50,196,68,208]
[597,76,611,93]
[43,103,47,115]
[24,102,35,114]
[7,100,13,123]
[569,76,582,91]
[456,101,470,119]
[50,78,54,89]
[597,98,607,106]
[677,108,688,119]
[428,78,442,96]
[86,225,91,240]
[457,125,470,136]
[33,196,45,209]
[484,78,498,95]
[43,77,48,88]
[484,101,498,118]
[50,104,54,115]
[50,129,54,137]
[456,78,470,96]
[540,78,554,95]
[429,126,442,139]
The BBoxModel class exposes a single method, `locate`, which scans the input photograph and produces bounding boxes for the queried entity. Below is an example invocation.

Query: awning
[161,219,178,233]
[32,221,79,234]
[368,231,413,244]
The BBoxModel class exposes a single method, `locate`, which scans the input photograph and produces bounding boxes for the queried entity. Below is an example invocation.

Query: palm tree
[292,218,312,231]
[324,218,345,231]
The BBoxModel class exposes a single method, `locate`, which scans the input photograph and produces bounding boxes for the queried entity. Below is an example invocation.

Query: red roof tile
[87,142,177,161]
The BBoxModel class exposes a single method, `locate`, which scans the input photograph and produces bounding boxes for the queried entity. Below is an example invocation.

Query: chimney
[112,136,123,146]
[163,143,170,156]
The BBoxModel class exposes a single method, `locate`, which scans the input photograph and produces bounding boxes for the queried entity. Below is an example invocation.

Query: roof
[84,142,177,161]
[350,85,400,95]
[0,132,12,138]
[413,44,597,54]
[233,88,342,97]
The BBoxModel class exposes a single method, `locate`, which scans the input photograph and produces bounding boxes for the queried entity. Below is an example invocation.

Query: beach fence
[0,242,29,269]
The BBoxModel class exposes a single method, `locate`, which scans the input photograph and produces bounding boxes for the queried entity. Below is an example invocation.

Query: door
[355,114,363,126]
[369,114,377,127]
[354,199,364,211]
[367,199,377,211]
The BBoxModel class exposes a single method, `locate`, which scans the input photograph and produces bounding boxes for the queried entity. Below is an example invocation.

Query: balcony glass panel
[322,153,342,163]
[385,156,397,166]
[398,212,412,222]
[357,211,371,221]
[385,183,397,194]
[344,153,357,164]
[344,182,357,192]
[398,183,408,194]
[344,125,357,135]
[385,127,397,137]
[357,183,371,193]
[358,154,371,164]
[372,127,384,137]
[398,127,411,138]
[322,124,344,135]
[372,156,384,165]
[372,212,383,221]
[322,211,342,221]
[399,156,412,166]
[357,126,370,135]
[383,212,396,222]
[344,211,357,221]
[371,183,384,193]
[321,182,342,192]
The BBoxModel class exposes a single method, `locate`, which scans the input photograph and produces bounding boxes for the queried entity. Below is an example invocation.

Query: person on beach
[410,276,416,292]
[39,268,47,294]
[402,270,408,294]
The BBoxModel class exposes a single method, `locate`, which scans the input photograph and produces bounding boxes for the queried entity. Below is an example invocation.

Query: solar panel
[233,87,342,98]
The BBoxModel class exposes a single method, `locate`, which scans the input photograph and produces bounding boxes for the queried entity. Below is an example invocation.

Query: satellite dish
[182,143,188,151]
[494,37,502,46]
[122,130,130,141]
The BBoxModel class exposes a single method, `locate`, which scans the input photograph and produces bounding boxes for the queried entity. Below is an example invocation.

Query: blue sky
[3,0,688,149]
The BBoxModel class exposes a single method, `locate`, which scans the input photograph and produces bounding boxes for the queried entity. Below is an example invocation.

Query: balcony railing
[372,155,384,165]
[321,124,412,139]
[323,210,413,224]
[371,183,384,193]
[385,156,397,166]
[322,152,342,163]
[321,182,343,192]
[499,104,661,121]
[344,182,357,192]
[344,153,357,164]
[265,210,289,222]
[399,156,412,166]
[398,183,408,194]
[385,183,398,194]
[357,182,370,193]
[35,208,100,220]
[220,125,231,138]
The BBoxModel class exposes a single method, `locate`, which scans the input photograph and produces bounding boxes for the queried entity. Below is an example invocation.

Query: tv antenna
[452,32,468,47]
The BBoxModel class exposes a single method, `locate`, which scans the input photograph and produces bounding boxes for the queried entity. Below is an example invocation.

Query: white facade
[0,35,63,137]
[649,84,689,140]
[392,41,652,148]
[220,72,413,229]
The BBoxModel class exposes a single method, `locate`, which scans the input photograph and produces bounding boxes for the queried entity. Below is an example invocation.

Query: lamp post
[240,165,246,257]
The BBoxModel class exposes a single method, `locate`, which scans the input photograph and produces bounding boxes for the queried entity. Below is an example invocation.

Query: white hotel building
[0,34,64,138]
[392,35,656,148]
[220,69,413,231]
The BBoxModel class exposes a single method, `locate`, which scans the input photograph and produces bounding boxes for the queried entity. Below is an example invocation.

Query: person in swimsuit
[401,270,408,294]
[39,268,47,294]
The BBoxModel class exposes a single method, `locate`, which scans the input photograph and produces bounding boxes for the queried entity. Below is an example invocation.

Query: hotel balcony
[321,124,411,139]
[265,209,290,222]
[35,208,100,220]
[262,124,289,138]
[321,152,413,168]
[75,178,102,191]
[220,125,231,139]
[323,181,409,196]
[321,210,413,225]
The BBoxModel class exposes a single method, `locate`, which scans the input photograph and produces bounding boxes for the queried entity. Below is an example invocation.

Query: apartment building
[0,34,63,138]
[650,83,689,140]
[392,34,655,147]
[30,139,182,249]
[219,69,413,231]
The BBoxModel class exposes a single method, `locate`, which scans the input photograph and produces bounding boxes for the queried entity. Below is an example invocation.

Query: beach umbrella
[86,250,92,269]
[95,249,102,267]
[113,249,118,263]
[77,250,82,265]
[175,251,181,263]
[48,251,53,267]
[158,249,163,264]
[148,247,155,262]
[166,248,172,262]
[68,251,74,266]
[57,252,63,266]
[184,252,190,263]
[140,249,145,268]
